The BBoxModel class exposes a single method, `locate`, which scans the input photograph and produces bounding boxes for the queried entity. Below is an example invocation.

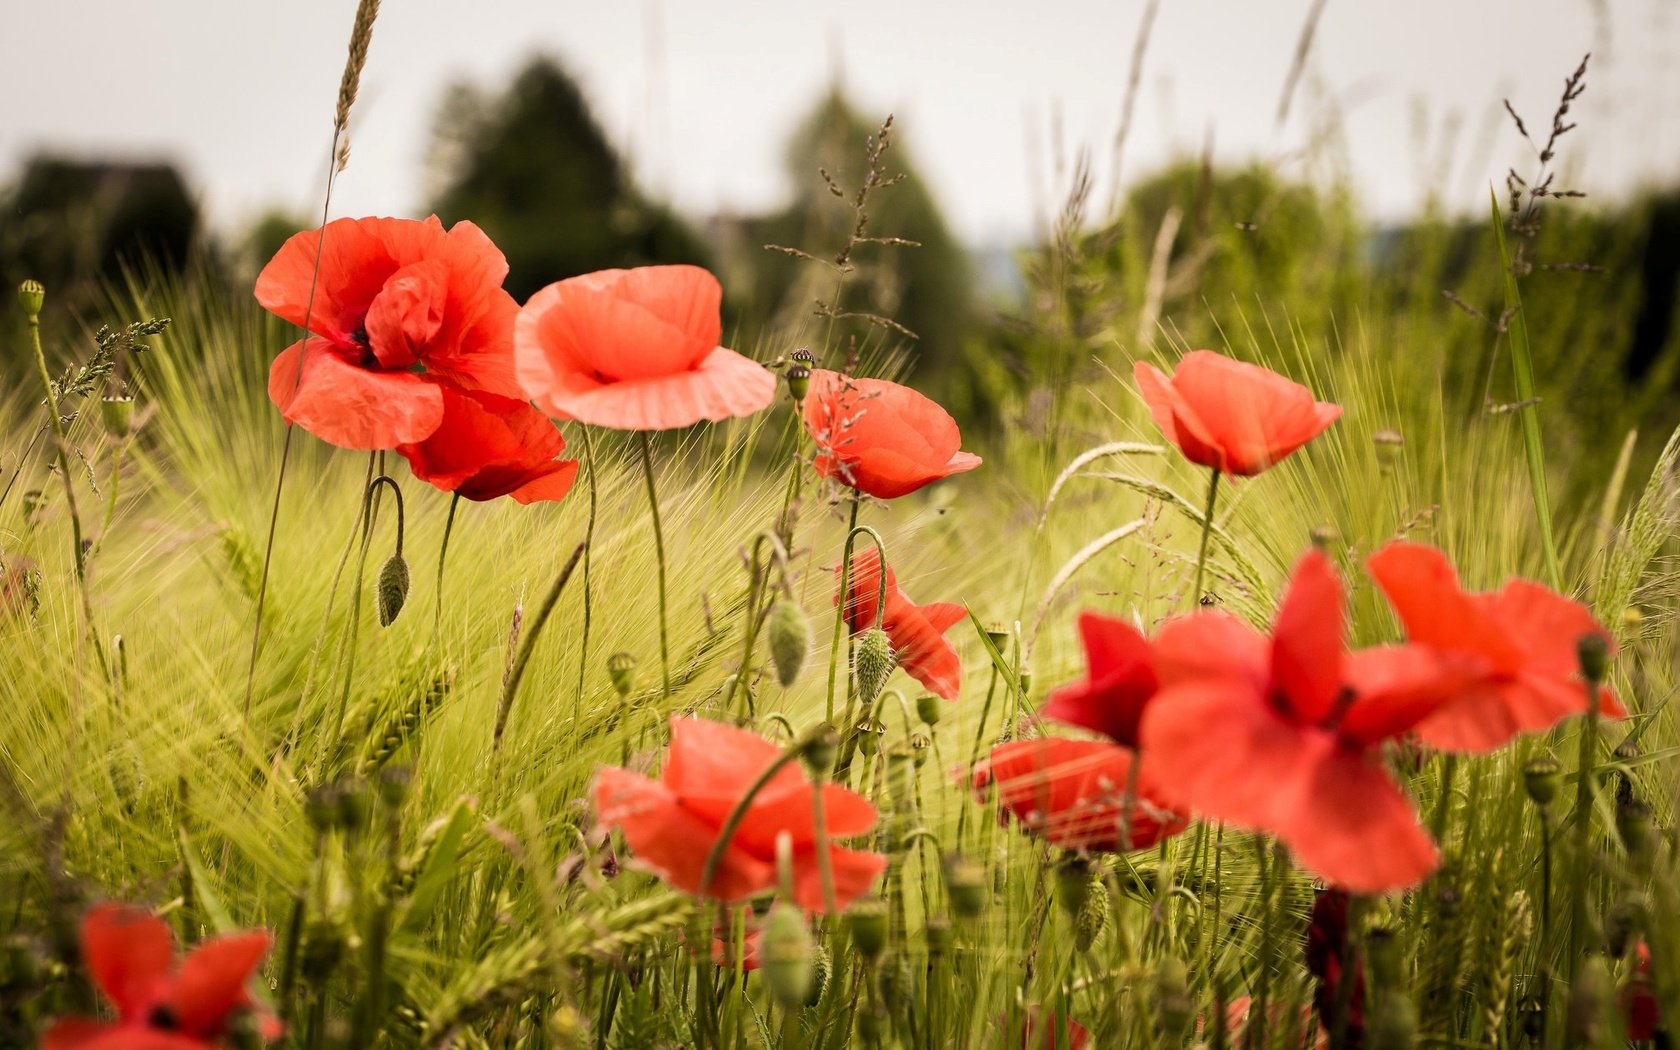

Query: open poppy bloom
[515,265,776,430]
[836,548,966,701]
[1366,541,1624,753]
[45,903,278,1049]
[1016,1008,1091,1050]
[395,382,578,504]
[803,369,981,499]
[594,717,887,913]
[1040,611,1157,748]
[975,737,1187,852]
[1140,550,1472,893]
[258,215,525,450]
[1134,351,1341,476]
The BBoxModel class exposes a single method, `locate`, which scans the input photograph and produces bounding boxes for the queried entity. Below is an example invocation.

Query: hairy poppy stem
[956,661,1001,847]
[698,722,837,898]
[495,541,588,756]
[725,531,794,719]
[1192,469,1221,604]
[327,471,398,750]
[433,492,460,640]
[637,431,672,699]
[576,426,599,702]
[826,494,863,724]
[1567,648,1605,982]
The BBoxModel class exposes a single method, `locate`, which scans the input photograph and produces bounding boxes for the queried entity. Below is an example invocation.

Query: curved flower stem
[809,773,839,915]
[495,541,588,758]
[638,431,672,699]
[576,426,599,702]
[1191,468,1221,605]
[725,531,795,720]
[327,472,398,748]
[698,723,832,896]
[432,492,460,641]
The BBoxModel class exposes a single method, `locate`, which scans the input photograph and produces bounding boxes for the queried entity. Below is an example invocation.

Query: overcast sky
[3,0,1676,244]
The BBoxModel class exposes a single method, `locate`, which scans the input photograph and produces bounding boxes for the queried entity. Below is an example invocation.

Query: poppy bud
[1566,955,1613,1047]
[1524,755,1561,808]
[760,902,814,1009]
[802,721,839,774]
[786,364,811,402]
[1309,524,1339,551]
[1577,633,1610,686]
[376,552,410,627]
[854,627,896,703]
[17,279,44,317]
[1155,957,1193,1040]
[767,599,811,687]
[1373,428,1404,470]
[806,944,831,1007]
[916,693,942,726]
[101,393,137,438]
[1367,992,1419,1050]
[1056,855,1092,917]
[607,652,636,697]
[1606,893,1648,960]
[1617,797,1655,867]
[1366,925,1403,991]
[1074,879,1108,953]
[943,852,988,919]
[847,896,889,960]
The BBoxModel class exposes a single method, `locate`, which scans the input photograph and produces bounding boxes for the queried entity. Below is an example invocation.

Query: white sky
[2,0,1676,244]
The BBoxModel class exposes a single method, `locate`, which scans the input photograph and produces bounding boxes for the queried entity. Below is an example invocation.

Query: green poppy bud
[607,652,636,697]
[767,599,811,687]
[1367,992,1419,1050]
[376,553,410,627]
[1524,755,1561,808]
[760,902,813,1009]
[1055,855,1092,917]
[101,394,137,438]
[802,722,839,775]
[17,280,44,317]
[806,945,831,1007]
[786,364,811,402]
[1577,633,1610,686]
[854,627,895,704]
[916,693,942,726]
[1074,878,1108,953]
[847,896,889,961]
[943,852,988,919]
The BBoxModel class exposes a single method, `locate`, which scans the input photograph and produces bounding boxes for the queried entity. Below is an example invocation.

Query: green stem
[1192,468,1221,605]
[825,494,863,724]
[577,426,599,702]
[1567,677,1603,980]
[638,431,672,699]
[725,532,793,719]
[433,492,460,640]
[699,724,833,897]
[494,542,588,755]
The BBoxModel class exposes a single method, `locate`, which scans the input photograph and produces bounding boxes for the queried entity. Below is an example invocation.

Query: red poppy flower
[1365,541,1625,753]
[1140,550,1473,893]
[1017,1008,1091,1050]
[515,265,776,430]
[1134,351,1341,476]
[594,716,887,913]
[803,369,981,499]
[395,383,578,504]
[1219,999,1329,1050]
[974,737,1188,852]
[44,904,278,1049]
[1623,942,1660,1042]
[709,926,762,971]
[836,548,966,701]
[1039,611,1157,749]
[258,215,524,450]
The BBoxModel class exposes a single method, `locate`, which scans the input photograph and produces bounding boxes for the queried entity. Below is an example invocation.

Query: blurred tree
[426,57,710,302]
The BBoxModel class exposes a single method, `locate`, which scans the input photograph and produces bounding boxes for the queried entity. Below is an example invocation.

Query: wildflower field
[3,4,1679,1049]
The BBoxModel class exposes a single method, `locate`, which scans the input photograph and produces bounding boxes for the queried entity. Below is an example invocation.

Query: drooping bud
[17,280,44,317]
[1367,992,1419,1050]
[854,628,895,703]
[1566,955,1614,1048]
[802,722,839,775]
[607,652,636,697]
[1524,755,1561,808]
[943,852,988,919]
[1055,855,1092,917]
[915,693,942,726]
[1577,633,1610,686]
[376,552,410,627]
[786,364,811,402]
[760,902,814,1009]
[847,896,889,961]
[767,599,811,687]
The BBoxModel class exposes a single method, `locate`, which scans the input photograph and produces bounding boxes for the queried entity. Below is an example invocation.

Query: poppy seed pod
[786,364,811,402]
[1577,633,1611,685]
[1055,855,1092,917]
[767,599,811,688]
[607,652,636,697]
[376,553,410,627]
[100,394,137,438]
[1373,428,1405,470]
[984,622,1011,652]
[854,627,895,704]
[802,721,839,775]
[915,693,942,726]
[943,852,988,919]
[847,896,889,960]
[1309,524,1340,551]
[1524,755,1562,808]
[760,903,813,1009]
[17,279,44,317]
[790,348,815,365]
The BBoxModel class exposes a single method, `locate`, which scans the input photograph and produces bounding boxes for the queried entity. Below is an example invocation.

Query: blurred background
[2,0,1677,472]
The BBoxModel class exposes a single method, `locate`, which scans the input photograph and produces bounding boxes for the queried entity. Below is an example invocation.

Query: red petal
[1039,611,1157,748]
[662,717,797,804]
[1269,550,1345,724]
[396,385,575,503]
[1366,542,1521,671]
[168,932,271,1037]
[789,844,888,914]
[1134,360,1224,471]
[362,258,447,370]
[595,767,773,901]
[1167,351,1340,475]
[1151,612,1270,692]
[1275,748,1439,893]
[802,370,980,499]
[1339,645,1485,745]
[81,904,176,1021]
[268,338,445,450]
[254,216,448,344]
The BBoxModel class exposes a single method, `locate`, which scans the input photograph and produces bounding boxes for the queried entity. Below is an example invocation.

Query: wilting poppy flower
[1140,550,1473,892]
[1366,541,1625,753]
[836,548,966,701]
[594,716,886,913]
[1134,351,1341,476]
[1040,611,1157,749]
[258,215,524,450]
[1305,888,1367,1047]
[803,369,981,499]
[395,383,578,504]
[45,903,278,1049]
[973,737,1188,852]
[515,265,776,430]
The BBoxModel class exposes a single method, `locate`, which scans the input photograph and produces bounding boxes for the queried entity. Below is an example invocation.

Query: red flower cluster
[835,548,966,702]
[594,717,886,913]
[45,904,278,1049]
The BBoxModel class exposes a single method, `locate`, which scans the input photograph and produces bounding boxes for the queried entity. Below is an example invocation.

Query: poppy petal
[1170,351,1341,475]
[1366,542,1521,670]
[362,258,447,370]
[1133,359,1225,471]
[169,931,272,1037]
[520,345,776,430]
[254,216,447,344]
[789,845,888,914]
[662,717,799,803]
[1270,550,1344,724]
[594,767,774,902]
[268,338,445,450]
[1040,611,1157,748]
[1279,748,1439,893]
[1151,611,1271,692]
[804,370,980,499]
[1339,645,1486,745]
[80,904,175,1019]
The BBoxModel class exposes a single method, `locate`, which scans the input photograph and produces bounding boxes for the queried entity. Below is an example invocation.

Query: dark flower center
[147,1003,181,1030]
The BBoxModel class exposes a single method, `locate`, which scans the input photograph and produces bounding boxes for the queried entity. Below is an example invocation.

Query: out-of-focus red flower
[1621,941,1661,1041]
[973,737,1188,852]
[836,548,966,701]
[803,369,981,500]
[1040,611,1157,749]
[1366,541,1625,753]
[1305,888,1367,1048]
[710,925,762,971]
[1220,998,1330,1050]
[258,215,523,450]
[594,717,886,913]
[1140,550,1474,893]
[1015,1008,1091,1050]
[1134,351,1341,476]
[515,265,776,430]
[395,383,577,504]
[44,904,279,1049]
